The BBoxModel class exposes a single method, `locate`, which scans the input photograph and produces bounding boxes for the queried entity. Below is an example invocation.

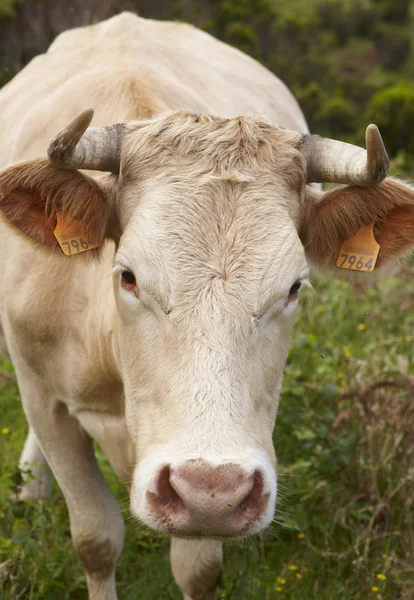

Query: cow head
[1,109,413,539]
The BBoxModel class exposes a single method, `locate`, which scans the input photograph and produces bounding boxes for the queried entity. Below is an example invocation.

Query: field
[1,263,413,600]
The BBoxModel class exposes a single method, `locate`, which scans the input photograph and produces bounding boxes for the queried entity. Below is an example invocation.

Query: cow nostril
[151,466,185,514]
[235,470,264,520]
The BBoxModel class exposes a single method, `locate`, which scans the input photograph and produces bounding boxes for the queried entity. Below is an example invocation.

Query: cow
[0,11,413,600]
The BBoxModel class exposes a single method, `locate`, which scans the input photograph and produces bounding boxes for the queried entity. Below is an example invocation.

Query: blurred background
[0,2,413,599]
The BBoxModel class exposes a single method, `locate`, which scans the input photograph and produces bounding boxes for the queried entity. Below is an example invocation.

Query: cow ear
[0,158,115,253]
[301,178,414,277]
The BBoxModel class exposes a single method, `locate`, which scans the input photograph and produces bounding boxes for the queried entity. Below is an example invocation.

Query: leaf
[36,515,47,529]
[12,530,30,544]
[25,538,38,556]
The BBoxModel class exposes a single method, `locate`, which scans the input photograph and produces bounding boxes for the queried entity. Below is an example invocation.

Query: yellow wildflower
[1,427,9,435]
[297,533,305,539]
[372,587,379,592]
[296,573,303,579]
[277,578,286,584]
[376,574,386,581]
[276,588,283,592]
[337,372,344,378]
[357,323,367,330]
[317,305,325,312]
[343,346,351,357]
[382,554,387,559]
[288,564,298,571]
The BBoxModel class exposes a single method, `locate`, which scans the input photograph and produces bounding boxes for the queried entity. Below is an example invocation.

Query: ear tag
[336,224,380,272]
[54,212,99,256]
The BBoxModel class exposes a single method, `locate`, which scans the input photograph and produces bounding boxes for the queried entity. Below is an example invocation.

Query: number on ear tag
[54,212,99,256]
[336,224,380,272]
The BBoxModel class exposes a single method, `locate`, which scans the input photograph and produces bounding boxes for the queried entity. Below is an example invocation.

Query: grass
[1,264,413,599]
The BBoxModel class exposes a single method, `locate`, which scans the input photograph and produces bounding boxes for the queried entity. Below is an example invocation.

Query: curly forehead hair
[122,111,305,180]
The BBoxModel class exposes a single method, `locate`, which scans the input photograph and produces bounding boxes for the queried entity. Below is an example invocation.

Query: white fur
[283,296,299,316]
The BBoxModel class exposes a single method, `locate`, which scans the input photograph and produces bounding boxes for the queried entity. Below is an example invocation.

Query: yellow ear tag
[336,224,380,272]
[53,212,99,256]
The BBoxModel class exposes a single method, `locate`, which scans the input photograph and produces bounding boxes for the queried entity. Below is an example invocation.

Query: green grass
[1,265,413,599]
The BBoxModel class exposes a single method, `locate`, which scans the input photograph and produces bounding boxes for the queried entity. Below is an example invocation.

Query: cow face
[2,110,410,539]
[112,115,307,537]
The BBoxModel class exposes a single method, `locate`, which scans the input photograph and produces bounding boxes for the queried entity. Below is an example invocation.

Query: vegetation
[0,1,414,599]
[1,269,413,599]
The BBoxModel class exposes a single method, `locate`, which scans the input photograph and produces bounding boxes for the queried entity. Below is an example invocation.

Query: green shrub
[225,21,257,54]
[373,23,412,69]
[366,83,414,156]
[317,0,380,44]
[314,95,357,138]
[295,82,325,126]
[0,0,23,19]
[373,0,411,24]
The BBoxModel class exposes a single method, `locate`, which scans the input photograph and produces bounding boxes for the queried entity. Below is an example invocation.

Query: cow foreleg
[18,427,53,500]
[16,372,124,600]
[170,538,223,600]
[30,403,123,599]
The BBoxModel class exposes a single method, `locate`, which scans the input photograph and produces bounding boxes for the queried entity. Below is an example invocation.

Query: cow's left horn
[299,124,389,185]
[47,108,124,173]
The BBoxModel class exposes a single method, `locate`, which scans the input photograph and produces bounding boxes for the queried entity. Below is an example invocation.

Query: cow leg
[15,372,124,600]
[77,411,134,492]
[18,427,54,500]
[170,538,223,600]
[30,402,123,600]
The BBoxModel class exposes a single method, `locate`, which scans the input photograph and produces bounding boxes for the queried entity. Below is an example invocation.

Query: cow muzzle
[133,458,275,538]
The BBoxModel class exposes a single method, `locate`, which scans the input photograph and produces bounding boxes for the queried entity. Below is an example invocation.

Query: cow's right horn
[298,124,390,186]
[47,108,124,173]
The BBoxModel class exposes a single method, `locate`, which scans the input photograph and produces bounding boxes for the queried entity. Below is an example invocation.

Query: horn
[47,108,124,173]
[299,125,390,185]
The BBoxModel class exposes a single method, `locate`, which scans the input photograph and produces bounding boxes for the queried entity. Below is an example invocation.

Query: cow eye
[288,281,301,297]
[121,269,136,288]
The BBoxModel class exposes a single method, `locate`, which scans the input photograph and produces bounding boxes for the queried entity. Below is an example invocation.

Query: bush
[317,0,380,44]
[0,0,22,19]
[373,0,411,24]
[295,82,326,126]
[314,95,357,138]
[225,21,257,54]
[373,23,412,69]
[366,83,414,156]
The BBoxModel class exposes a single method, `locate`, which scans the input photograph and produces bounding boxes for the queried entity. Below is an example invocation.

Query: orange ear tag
[54,212,99,256]
[336,224,380,272]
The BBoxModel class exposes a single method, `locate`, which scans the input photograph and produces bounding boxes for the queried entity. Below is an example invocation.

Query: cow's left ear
[0,158,116,253]
[300,178,414,276]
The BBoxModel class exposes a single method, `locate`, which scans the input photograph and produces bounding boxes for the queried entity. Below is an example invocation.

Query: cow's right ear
[301,177,414,277]
[0,158,115,252]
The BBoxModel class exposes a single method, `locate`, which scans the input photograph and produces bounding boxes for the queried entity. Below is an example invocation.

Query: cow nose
[147,461,269,537]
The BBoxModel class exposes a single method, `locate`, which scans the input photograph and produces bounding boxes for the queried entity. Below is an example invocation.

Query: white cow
[0,12,413,600]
